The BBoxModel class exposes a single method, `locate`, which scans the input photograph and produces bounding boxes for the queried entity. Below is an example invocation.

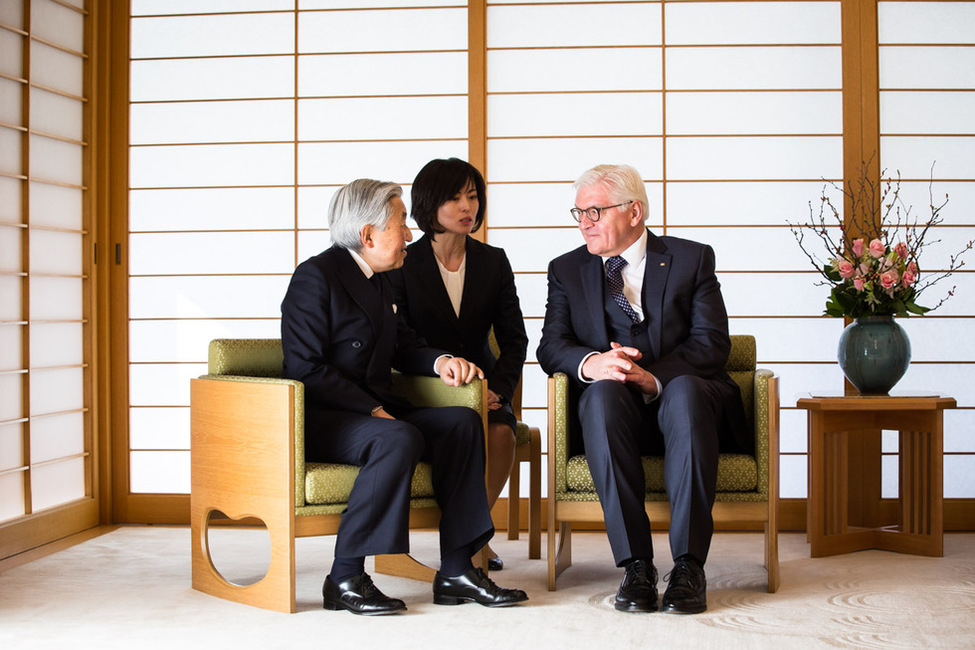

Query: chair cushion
[305,461,436,505]
[565,453,758,494]
[515,421,532,447]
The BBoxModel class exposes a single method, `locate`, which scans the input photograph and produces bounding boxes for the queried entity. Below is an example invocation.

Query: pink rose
[894,242,908,260]
[869,239,885,258]
[853,276,865,291]
[880,269,900,291]
[852,238,865,257]
[836,258,855,279]
[902,267,916,287]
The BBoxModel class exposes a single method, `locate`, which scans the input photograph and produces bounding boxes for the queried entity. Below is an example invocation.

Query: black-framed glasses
[569,201,633,223]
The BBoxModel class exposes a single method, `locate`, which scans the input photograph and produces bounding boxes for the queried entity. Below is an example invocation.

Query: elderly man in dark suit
[536,164,749,615]
[281,178,527,616]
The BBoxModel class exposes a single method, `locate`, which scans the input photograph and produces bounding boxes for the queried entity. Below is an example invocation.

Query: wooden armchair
[190,338,488,613]
[546,334,780,592]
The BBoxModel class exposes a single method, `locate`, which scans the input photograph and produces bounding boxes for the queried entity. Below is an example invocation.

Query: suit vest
[602,286,654,368]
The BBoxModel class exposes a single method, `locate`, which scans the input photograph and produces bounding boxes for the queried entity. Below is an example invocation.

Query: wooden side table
[797,394,956,557]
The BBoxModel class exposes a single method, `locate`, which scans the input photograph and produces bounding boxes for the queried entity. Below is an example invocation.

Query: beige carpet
[1,527,973,649]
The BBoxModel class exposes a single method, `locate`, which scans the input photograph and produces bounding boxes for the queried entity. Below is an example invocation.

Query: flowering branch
[788,160,973,319]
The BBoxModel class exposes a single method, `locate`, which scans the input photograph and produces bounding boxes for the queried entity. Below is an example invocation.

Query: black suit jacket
[280,246,446,430]
[389,235,527,403]
[536,229,751,453]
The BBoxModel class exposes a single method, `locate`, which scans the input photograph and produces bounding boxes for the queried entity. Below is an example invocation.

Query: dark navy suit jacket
[536,229,750,453]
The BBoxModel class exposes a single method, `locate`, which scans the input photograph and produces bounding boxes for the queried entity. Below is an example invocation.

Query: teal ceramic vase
[837,315,912,395]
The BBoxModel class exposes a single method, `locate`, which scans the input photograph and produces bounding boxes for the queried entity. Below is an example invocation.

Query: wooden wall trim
[468,0,487,243]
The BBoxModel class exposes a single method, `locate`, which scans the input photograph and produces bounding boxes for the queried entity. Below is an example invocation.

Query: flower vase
[837,315,912,395]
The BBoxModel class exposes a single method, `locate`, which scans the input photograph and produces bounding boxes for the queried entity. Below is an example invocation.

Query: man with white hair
[282,178,528,615]
[537,164,750,615]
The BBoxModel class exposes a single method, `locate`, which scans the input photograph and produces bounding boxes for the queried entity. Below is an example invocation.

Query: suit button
[352,341,362,349]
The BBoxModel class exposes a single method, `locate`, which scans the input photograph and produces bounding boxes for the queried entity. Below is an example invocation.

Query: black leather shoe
[433,567,528,607]
[488,556,504,571]
[614,559,658,612]
[661,557,707,614]
[322,573,406,616]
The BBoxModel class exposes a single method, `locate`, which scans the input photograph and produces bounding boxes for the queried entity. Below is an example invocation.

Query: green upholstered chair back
[208,338,284,378]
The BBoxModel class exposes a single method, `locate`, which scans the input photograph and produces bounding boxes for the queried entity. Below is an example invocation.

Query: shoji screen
[485,0,843,499]
[878,0,975,499]
[127,1,467,495]
[0,0,90,523]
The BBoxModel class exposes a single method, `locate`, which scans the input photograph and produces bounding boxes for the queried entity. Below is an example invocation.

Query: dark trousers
[307,405,494,560]
[578,376,722,566]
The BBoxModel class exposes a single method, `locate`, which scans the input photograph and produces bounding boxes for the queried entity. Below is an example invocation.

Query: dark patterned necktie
[605,255,641,323]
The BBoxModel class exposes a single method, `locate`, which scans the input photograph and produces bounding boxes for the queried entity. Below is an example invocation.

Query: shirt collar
[603,228,648,268]
[347,249,375,279]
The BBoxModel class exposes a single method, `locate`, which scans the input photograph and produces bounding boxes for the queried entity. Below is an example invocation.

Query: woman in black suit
[390,158,528,570]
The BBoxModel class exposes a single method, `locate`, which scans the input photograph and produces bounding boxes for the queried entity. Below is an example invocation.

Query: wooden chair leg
[527,426,542,559]
[507,450,522,541]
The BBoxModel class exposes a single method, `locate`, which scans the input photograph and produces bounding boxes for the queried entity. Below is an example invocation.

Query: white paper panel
[488,93,662,137]
[667,180,831,226]
[880,47,975,89]
[297,186,338,230]
[130,407,190,450]
[130,187,295,232]
[299,8,466,53]
[29,41,82,97]
[667,46,842,90]
[779,454,807,498]
[0,324,21,370]
[881,91,975,134]
[0,276,23,320]
[778,410,807,453]
[129,319,280,363]
[487,48,662,93]
[31,457,86,510]
[0,176,22,221]
[0,1,23,29]
[30,412,84,464]
[130,13,294,59]
[129,231,295,275]
[487,4,661,48]
[0,77,23,125]
[29,277,81,320]
[946,454,975,498]
[298,140,467,186]
[762,362,846,404]
[130,100,295,145]
[886,364,975,405]
[666,2,840,46]
[129,363,206,407]
[130,450,189,494]
[298,96,467,141]
[29,367,83,415]
[720,273,834,318]
[666,91,841,135]
[894,181,975,227]
[510,273,547,319]
[488,182,658,229]
[879,2,975,44]
[29,229,81,275]
[0,422,24,471]
[730,317,845,362]
[0,223,22,272]
[671,223,817,272]
[130,57,295,102]
[520,363,548,409]
[29,135,82,186]
[31,0,84,53]
[0,373,23,421]
[945,411,975,452]
[29,183,82,230]
[0,472,26,522]
[667,136,843,181]
[488,227,588,274]
[299,52,466,97]
[296,230,334,264]
[301,0,459,7]
[129,143,295,189]
[30,322,83,367]
[881,137,975,179]
[133,0,294,14]
[488,137,664,183]
[0,127,22,176]
[129,276,291,319]
[904,317,975,360]
[0,28,23,78]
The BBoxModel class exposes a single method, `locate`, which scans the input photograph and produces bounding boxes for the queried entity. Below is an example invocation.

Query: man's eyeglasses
[569,201,633,223]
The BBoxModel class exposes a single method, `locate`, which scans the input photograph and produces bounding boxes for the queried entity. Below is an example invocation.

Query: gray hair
[573,164,650,222]
[328,179,404,251]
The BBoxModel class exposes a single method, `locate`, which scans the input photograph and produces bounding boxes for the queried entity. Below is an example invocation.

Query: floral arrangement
[790,162,973,319]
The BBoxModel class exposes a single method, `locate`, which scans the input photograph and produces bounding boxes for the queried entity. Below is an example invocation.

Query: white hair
[573,164,650,222]
[328,179,403,251]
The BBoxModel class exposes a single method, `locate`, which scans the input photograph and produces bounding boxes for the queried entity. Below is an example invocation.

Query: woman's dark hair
[410,157,486,236]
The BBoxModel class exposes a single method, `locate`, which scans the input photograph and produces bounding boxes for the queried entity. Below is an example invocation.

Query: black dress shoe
[322,573,406,616]
[661,557,707,614]
[614,559,658,613]
[433,567,528,607]
[488,556,504,571]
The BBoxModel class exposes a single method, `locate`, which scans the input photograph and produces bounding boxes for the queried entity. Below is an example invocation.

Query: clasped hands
[582,342,659,398]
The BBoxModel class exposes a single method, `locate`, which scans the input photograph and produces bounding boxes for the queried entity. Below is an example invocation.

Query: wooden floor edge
[0,524,120,573]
